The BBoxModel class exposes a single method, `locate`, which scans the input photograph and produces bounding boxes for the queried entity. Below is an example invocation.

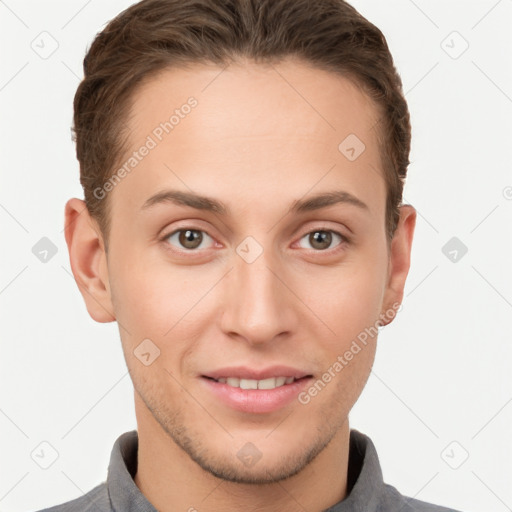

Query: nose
[219,240,297,346]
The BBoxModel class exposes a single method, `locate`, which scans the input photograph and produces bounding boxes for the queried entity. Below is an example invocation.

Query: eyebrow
[141,189,368,215]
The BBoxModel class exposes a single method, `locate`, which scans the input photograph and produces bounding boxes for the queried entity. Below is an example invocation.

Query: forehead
[110,58,385,222]
[128,58,381,147]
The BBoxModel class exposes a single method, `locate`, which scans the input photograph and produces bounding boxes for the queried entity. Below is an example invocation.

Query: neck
[133,392,350,512]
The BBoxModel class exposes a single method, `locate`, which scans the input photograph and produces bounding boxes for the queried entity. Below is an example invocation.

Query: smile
[206,376,299,389]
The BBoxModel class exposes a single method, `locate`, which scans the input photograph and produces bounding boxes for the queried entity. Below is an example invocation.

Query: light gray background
[1,1,511,511]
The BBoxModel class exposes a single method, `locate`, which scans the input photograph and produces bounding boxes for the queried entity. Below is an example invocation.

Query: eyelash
[159,226,349,255]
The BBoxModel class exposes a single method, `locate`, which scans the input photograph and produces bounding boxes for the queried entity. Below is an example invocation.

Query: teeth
[240,379,258,390]
[216,376,297,389]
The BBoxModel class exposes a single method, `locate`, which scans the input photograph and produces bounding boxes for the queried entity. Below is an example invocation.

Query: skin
[64,58,416,512]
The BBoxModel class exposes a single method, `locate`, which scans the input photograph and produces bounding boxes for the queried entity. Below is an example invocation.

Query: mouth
[202,375,312,390]
[199,373,314,414]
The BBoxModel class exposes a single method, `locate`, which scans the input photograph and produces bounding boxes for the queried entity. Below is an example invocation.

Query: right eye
[163,228,216,251]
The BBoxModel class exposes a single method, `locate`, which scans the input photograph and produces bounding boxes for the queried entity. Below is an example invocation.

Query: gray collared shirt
[36,429,462,512]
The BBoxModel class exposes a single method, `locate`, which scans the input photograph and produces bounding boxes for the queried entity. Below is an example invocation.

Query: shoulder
[33,482,110,512]
[382,482,464,512]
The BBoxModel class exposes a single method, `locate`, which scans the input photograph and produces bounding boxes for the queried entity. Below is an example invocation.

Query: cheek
[110,256,194,329]
[307,265,384,406]
[109,257,217,368]
[306,255,388,342]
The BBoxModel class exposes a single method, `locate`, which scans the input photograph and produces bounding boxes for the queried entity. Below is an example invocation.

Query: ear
[380,205,416,326]
[64,198,115,323]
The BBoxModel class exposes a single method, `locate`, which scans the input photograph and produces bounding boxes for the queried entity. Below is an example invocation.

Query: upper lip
[202,365,312,380]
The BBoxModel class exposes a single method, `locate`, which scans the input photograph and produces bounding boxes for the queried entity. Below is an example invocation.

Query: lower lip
[200,376,313,414]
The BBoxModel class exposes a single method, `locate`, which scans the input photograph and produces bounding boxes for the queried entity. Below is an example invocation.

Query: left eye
[297,230,345,251]
[165,229,215,250]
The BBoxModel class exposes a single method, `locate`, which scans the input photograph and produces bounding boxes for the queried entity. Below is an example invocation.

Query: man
[38,0,463,510]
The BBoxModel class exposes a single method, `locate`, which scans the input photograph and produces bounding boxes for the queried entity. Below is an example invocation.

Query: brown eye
[179,230,202,249]
[166,229,213,250]
[298,230,344,251]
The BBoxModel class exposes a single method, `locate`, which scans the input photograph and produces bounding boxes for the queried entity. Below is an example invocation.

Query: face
[69,58,414,484]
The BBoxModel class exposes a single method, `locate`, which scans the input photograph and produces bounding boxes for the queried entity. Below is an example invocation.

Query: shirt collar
[107,428,383,511]
[325,428,384,511]
[107,430,156,511]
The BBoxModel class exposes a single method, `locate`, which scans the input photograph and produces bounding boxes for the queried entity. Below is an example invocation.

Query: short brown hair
[73,0,410,247]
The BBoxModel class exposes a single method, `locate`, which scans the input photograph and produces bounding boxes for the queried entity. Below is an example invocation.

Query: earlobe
[64,198,115,323]
[380,205,416,326]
